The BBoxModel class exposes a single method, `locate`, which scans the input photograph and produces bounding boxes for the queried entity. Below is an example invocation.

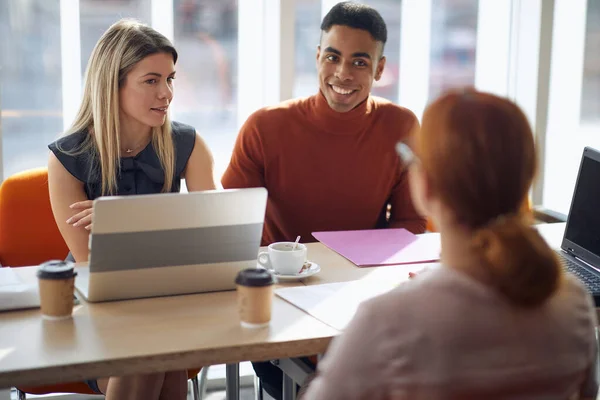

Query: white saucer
[269,262,321,281]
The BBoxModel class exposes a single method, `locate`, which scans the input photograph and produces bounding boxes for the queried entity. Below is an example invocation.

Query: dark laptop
[556,146,600,306]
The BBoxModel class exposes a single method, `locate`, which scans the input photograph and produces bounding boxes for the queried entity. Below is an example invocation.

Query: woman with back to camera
[302,89,598,399]
[47,19,216,399]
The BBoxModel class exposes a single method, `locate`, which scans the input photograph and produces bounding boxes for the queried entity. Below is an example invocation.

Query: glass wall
[0,0,478,181]
[543,0,600,213]
[2,0,596,216]
[171,0,238,180]
[581,0,600,122]
[293,0,478,104]
[293,0,321,98]
[79,0,152,72]
[368,0,402,101]
[0,0,63,178]
[293,0,401,101]
[0,0,238,182]
[428,0,478,100]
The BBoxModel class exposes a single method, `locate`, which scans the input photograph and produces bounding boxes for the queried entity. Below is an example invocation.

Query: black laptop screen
[564,155,600,257]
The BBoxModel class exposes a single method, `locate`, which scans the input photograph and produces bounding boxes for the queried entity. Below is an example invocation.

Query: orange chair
[15,372,204,399]
[0,168,203,398]
[0,167,69,267]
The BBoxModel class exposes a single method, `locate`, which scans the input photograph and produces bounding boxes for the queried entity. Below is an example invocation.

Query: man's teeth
[331,85,354,95]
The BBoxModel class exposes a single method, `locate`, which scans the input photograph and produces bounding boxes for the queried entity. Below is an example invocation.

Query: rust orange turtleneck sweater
[222,92,427,246]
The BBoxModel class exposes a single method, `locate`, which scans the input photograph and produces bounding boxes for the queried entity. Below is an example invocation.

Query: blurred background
[0,0,598,214]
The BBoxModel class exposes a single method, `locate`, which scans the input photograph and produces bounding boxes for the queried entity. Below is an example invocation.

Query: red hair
[415,89,560,307]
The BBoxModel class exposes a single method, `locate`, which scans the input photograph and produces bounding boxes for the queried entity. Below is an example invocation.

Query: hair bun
[472,214,561,308]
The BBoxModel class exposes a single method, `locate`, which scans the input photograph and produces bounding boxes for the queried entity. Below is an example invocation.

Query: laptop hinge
[566,249,600,272]
[578,257,600,272]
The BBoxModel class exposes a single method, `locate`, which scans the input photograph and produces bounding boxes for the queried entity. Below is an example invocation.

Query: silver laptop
[556,146,600,306]
[75,188,267,302]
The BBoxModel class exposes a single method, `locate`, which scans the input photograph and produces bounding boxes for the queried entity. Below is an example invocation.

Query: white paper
[276,280,402,331]
[0,268,40,311]
[0,267,22,286]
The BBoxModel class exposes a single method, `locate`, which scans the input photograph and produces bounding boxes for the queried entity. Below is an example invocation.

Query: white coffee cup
[258,242,307,275]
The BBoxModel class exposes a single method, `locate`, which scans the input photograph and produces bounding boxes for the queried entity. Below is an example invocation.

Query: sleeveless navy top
[48,121,196,199]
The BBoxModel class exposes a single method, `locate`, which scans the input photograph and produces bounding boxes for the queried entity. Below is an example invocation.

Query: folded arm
[47,152,91,262]
[183,132,218,191]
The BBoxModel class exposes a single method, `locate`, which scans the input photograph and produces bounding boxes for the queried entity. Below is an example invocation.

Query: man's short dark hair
[320,2,388,46]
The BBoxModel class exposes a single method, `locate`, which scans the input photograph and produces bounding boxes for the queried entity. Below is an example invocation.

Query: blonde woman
[47,19,216,399]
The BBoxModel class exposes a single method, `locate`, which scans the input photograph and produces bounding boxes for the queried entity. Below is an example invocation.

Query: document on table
[275,279,402,331]
[312,229,441,267]
[0,267,40,311]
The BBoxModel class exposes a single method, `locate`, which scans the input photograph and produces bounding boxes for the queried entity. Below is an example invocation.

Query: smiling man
[222,2,425,399]
[223,2,425,252]
[223,4,425,397]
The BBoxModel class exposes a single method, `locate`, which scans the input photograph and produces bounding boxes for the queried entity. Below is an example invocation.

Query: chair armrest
[532,206,567,223]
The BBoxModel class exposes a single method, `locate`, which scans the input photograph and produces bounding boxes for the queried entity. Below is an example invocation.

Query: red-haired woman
[302,90,598,400]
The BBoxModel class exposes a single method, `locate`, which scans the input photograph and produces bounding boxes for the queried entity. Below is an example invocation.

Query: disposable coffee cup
[37,260,77,320]
[235,269,276,328]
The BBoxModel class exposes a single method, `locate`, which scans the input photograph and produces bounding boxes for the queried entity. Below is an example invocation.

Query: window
[543,0,600,214]
[76,0,239,181]
[293,0,401,102]
[171,0,238,180]
[0,0,63,179]
[80,0,152,73]
[3,0,581,219]
[0,0,480,182]
[368,0,402,101]
[0,0,238,183]
[294,0,321,98]
[581,0,600,122]
[428,0,478,100]
[293,0,478,106]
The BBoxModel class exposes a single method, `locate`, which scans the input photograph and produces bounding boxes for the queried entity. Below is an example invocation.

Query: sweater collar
[309,90,374,135]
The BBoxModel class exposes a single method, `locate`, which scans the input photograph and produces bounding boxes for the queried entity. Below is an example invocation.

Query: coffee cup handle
[257,252,272,270]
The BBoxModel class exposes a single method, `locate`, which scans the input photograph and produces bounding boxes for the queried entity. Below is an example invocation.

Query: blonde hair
[62,19,177,195]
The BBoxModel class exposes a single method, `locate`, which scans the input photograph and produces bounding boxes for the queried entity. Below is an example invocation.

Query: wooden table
[0,223,570,397]
[0,268,337,391]
[299,223,566,287]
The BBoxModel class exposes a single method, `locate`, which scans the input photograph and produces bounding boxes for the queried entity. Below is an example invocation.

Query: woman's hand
[66,200,94,230]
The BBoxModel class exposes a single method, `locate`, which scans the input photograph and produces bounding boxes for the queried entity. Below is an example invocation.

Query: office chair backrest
[0,167,69,267]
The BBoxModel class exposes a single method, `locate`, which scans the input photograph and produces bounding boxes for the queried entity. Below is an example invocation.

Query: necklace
[121,139,148,154]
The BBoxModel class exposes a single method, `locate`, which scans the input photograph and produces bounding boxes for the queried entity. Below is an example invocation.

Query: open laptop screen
[564,148,600,259]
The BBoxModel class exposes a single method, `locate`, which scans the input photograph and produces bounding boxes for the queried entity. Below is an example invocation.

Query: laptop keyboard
[556,251,600,293]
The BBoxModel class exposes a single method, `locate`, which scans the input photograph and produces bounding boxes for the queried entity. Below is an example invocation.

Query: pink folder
[312,228,441,267]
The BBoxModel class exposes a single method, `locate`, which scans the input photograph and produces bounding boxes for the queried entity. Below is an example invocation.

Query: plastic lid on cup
[235,268,276,287]
[37,260,77,280]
